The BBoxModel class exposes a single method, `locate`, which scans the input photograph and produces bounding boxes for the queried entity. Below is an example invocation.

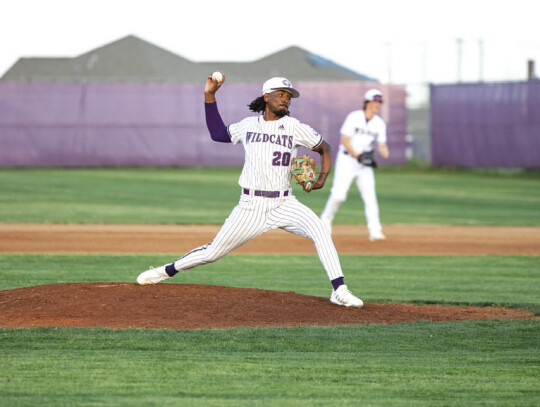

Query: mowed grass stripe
[1,167,539,225]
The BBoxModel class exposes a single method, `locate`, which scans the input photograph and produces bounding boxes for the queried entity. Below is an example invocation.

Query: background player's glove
[357,150,378,168]
[291,155,319,192]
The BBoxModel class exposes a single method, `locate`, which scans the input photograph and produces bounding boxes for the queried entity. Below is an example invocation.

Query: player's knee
[312,218,332,237]
[330,195,346,205]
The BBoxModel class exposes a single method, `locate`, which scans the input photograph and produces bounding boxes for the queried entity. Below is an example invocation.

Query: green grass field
[2,321,538,406]
[1,167,539,406]
[1,166,539,225]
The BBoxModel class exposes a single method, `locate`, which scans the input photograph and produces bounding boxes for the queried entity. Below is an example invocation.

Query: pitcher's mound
[0,283,534,329]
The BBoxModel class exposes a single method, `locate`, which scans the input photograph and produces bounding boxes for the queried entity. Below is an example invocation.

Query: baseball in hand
[211,71,223,82]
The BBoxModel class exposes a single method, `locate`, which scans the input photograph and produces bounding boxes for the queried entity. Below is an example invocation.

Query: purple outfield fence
[0,82,407,167]
[431,81,540,168]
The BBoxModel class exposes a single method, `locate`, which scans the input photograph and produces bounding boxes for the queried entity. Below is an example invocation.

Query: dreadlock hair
[248,95,291,116]
[248,96,266,113]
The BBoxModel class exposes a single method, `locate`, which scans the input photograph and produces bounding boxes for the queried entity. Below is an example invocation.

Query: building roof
[1,35,377,83]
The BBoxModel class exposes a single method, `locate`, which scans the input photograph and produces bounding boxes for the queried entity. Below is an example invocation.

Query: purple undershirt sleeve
[205,102,231,143]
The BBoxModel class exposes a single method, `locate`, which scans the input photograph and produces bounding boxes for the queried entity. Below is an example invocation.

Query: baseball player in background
[320,89,388,241]
[136,74,364,308]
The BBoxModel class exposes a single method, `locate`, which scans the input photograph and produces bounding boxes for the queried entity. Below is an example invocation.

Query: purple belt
[243,188,289,198]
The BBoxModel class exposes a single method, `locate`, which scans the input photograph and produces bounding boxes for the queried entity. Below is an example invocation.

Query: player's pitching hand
[204,72,225,99]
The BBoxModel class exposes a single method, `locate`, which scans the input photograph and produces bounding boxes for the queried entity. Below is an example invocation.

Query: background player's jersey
[339,110,386,155]
[228,115,323,191]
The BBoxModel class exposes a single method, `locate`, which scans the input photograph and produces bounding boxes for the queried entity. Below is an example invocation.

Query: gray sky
[2,0,539,85]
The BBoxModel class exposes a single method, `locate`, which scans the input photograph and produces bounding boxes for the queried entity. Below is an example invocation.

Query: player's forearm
[204,92,216,103]
[378,142,389,158]
[314,141,333,187]
[205,102,231,143]
[341,135,358,158]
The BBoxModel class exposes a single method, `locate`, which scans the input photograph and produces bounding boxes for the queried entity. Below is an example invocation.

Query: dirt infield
[1,223,538,329]
[2,223,540,255]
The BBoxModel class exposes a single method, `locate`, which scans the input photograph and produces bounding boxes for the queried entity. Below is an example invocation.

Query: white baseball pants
[173,193,344,282]
[321,152,383,236]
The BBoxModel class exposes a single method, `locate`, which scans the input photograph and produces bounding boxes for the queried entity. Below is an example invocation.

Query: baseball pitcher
[136,74,363,308]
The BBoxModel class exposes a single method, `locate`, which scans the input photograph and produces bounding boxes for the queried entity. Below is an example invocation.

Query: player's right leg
[137,196,266,285]
[356,167,384,241]
[320,155,355,234]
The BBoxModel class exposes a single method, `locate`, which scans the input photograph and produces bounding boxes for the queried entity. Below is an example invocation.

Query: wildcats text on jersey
[245,132,293,148]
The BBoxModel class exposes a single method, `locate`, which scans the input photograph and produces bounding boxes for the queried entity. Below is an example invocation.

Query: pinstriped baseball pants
[173,193,344,281]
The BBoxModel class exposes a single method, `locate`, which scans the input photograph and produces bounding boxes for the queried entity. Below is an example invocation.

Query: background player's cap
[364,89,383,103]
[262,77,300,98]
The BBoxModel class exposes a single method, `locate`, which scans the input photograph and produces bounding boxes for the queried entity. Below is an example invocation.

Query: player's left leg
[320,153,356,233]
[356,167,385,241]
[274,197,363,307]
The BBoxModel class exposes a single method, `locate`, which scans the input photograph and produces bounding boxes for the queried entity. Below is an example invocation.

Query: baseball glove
[291,155,319,192]
[357,150,378,168]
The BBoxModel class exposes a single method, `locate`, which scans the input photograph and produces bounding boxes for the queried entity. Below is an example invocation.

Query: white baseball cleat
[330,285,364,308]
[136,265,170,285]
[369,233,386,242]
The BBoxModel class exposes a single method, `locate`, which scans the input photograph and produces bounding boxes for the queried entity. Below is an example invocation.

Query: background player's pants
[320,151,383,236]
[172,193,344,282]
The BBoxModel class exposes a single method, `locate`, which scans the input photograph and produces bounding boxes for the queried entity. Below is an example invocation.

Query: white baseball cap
[364,89,383,102]
[262,77,300,98]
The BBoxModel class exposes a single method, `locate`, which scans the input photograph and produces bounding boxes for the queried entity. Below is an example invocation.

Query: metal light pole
[456,38,463,82]
[478,38,484,82]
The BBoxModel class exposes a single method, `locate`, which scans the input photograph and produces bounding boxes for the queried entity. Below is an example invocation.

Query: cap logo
[373,95,383,102]
[262,77,299,98]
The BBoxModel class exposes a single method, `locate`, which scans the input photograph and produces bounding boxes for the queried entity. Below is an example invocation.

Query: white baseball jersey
[321,110,386,238]
[339,110,387,155]
[228,115,323,191]
[171,113,345,284]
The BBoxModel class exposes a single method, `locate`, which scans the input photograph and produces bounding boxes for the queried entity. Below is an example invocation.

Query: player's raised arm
[204,72,230,143]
